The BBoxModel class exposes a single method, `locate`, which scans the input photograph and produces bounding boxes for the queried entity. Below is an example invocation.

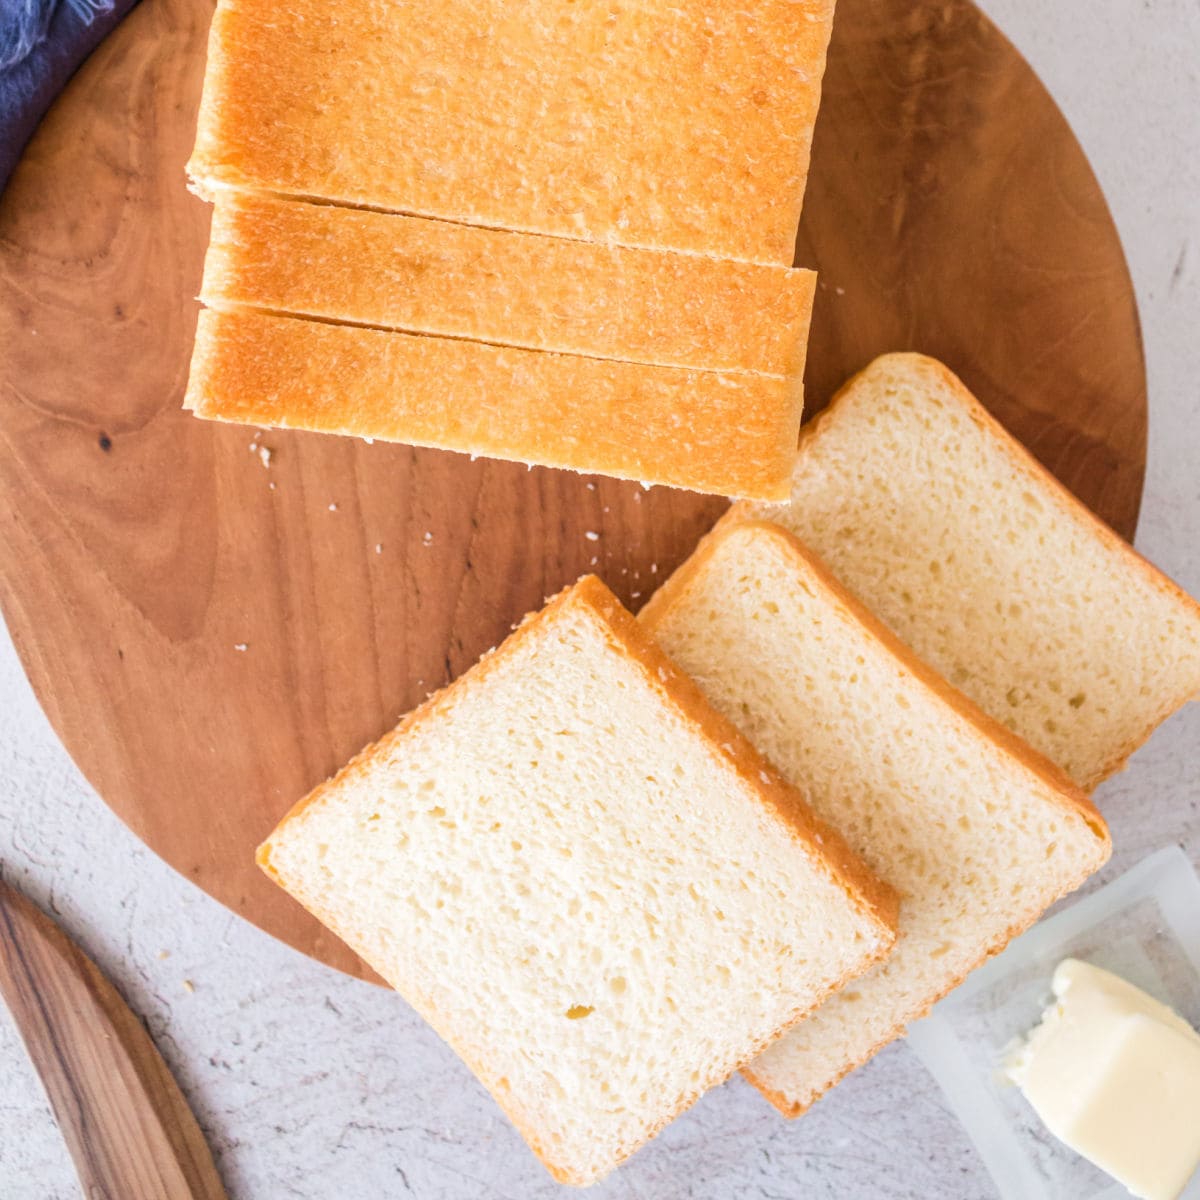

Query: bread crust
[189,0,836,264]
[639,520,1111,1115]
[187,308,801,500]
[202,192,816,377]
[259,575,897,1183]
[739,351,1200,788]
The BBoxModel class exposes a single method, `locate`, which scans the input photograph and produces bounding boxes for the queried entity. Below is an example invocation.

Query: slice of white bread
[185,309,803,499]
[257,576,898,1184]
[733,353,1200,787]
[188,0,835,264]
[639,521,1110,1116]
[201,192,816,376]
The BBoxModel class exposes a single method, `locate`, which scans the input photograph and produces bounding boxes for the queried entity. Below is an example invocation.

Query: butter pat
[1007,958,1200,1200]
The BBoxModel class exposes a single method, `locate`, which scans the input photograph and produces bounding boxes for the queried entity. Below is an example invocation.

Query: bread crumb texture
[738,353,1200,788]
[259,578,891,1183]
[640,522,1109,1115]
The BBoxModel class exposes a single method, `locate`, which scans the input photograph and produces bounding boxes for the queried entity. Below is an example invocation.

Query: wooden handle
[0,875,228,1200]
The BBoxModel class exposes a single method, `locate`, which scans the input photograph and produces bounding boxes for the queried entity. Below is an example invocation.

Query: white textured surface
[1,1,1198,1196]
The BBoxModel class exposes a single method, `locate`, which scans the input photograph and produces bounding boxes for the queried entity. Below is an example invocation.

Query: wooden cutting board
[0,0,1146,982]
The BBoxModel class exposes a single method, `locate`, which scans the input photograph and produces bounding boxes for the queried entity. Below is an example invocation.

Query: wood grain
[0,874,228,1199]
[0,0,1145,980]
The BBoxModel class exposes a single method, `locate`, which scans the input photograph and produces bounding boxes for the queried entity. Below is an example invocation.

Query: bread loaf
[188,0,836,263]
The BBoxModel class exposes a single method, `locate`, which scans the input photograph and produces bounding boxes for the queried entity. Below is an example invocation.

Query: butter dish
[907,846,1200,1200]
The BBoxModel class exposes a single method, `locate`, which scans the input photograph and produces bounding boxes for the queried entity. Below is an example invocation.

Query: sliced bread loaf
[201,192,816,376]
[189,0,835,263]
[186,309,803,499]
[258,575,897,1184]
[639,521,1110,1116]
[733,353,1200,787]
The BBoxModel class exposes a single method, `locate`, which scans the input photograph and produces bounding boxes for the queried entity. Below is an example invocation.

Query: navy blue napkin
[0,0,141,193]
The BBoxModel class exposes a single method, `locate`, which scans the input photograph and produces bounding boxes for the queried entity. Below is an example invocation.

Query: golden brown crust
[203,192,816,377]
[188,308,801,499]
[751,351,1200,789]
[189,0,836,264]
[259,573,897,1183]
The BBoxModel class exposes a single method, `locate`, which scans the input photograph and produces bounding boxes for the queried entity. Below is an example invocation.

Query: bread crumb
[182,979,195,994]
[650,563,658,574]
[375,544,382,554]
[328,502,338,512]
[423,531,433,545]
[590,556,598,566]
[835,286,845,296]
[584,531,600,542]
[258,446,273,469]
[158,949,170,960]
[234,643,248,652]
[268,481,276,491]
[363,437,374,445]
[586,482,596,491]
[633,492,642,503]
[632,592,641,599]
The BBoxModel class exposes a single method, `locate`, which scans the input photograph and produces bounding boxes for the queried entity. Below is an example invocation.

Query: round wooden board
[0,0,1146,982]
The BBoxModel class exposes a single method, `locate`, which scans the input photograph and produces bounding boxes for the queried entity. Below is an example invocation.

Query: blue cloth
[0,0,140,193]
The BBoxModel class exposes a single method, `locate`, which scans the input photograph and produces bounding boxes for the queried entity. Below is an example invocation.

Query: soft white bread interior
[639,522,1110,1116]
[201,191,816,376]
[733,353,1200,788]
[258,576,897,1184]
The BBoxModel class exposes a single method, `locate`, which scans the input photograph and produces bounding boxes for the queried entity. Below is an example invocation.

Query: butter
[1007,958,1200,1200]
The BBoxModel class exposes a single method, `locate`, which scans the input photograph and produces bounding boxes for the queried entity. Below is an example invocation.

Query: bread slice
[733,353,1200,787]
[188,0,835,264]
[201,192,816,376]
[185,308,803,499]
[639,521,1110,1117]
[257,576,898,1184]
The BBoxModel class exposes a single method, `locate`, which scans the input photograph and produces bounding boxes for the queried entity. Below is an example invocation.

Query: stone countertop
[1,2,1197,1197]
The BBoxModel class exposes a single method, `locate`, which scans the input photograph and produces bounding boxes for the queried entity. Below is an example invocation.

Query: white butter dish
[907,846,1200,1200]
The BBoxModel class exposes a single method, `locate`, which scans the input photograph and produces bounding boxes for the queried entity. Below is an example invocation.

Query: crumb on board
[268,481,276,491]
[586,482,596,491]
[590,556,598,566]
[650,563,658,573]
[258,446,272,469]
[375,544,382,554]
[233,643,248,652]
[422,531,433,545]
[584,530,600,542]
[328,502,338,512]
